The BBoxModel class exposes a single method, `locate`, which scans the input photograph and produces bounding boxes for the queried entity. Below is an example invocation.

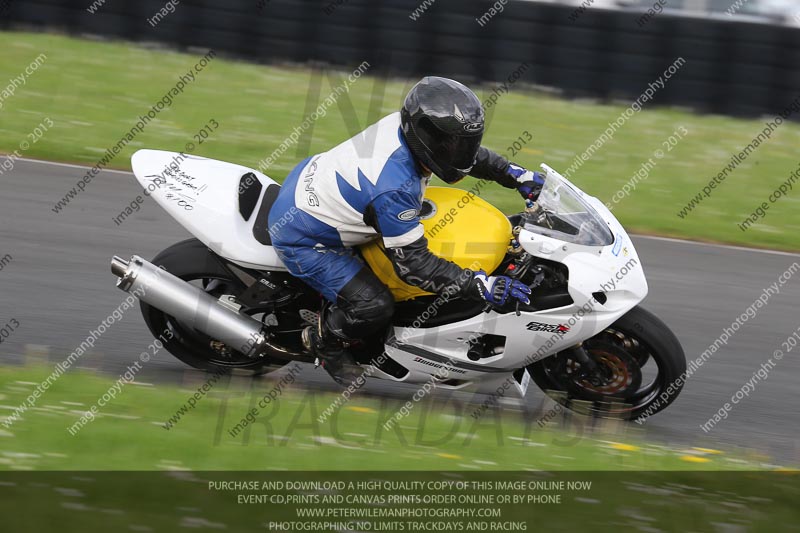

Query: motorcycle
[109,149,686,419]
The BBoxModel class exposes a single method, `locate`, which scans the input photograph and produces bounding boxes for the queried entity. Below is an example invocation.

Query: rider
[268,76,544,384]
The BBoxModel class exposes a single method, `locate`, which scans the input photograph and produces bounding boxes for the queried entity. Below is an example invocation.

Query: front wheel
[528,306,686,420]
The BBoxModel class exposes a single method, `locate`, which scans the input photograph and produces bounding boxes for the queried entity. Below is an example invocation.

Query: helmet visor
[417,118,482,176]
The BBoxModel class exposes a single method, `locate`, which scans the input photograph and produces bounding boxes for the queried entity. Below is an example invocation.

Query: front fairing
[518,164,648,312]
[381,164,651,383]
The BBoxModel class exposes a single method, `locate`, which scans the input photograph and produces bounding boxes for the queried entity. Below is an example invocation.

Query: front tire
[528,306,686,420]
[140,238,281,375]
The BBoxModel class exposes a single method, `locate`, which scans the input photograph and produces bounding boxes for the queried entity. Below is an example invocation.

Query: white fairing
[130,150,287,271]
[379,165,649,394]
[131,150,648,396]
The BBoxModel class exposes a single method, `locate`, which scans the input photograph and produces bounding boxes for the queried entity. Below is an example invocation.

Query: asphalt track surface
[1,158,799,463]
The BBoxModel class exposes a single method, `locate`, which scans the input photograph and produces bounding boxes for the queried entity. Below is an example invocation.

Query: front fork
[565,342,602,384]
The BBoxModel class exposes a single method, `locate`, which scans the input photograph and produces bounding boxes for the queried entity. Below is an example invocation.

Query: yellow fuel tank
[360,186,512,301]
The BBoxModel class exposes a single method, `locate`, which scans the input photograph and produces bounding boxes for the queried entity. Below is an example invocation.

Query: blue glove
[507,163,545,201]
[470,270,531,306]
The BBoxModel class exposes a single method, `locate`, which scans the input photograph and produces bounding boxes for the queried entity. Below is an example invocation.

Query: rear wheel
[140,239,284,375]
[528,306,686,420]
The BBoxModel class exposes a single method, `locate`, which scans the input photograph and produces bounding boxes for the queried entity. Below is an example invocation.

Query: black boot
[302,323,365,388]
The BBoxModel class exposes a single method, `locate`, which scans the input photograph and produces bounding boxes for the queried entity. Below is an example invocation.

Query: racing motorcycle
[109,149,686,419]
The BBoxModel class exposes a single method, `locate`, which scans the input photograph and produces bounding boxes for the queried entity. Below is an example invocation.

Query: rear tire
[140,238,280,375]
[528,306,686,420]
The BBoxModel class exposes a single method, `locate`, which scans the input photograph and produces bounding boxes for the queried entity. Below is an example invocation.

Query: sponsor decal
[412,356,467,374]
[303,157,320,207]
[259,278,278,290]
[397,208,419,222]
[526,321,570,335]
[453,103,482,132]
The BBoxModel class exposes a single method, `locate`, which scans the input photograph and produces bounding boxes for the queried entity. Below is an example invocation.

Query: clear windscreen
[521,169,614,247]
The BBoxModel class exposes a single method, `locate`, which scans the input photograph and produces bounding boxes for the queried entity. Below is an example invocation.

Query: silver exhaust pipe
[110,255,267,357]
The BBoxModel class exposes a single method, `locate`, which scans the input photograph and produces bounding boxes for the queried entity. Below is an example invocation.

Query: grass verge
[0,363,786,471]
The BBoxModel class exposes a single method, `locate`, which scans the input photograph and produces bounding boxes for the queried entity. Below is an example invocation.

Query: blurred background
[3,0,800,117]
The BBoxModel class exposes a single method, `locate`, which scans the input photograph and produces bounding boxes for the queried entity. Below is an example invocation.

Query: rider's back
[288,112,426,248]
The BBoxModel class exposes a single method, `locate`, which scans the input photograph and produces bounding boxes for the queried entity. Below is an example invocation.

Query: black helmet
[401,76,485,184]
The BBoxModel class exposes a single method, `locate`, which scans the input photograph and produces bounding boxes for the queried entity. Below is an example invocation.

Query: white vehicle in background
[574,0,800,24]
[748,0,800,24]
[109,150,686,420]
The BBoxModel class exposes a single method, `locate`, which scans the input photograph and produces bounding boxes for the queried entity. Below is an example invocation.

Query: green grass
[3,364,797,531]
[2,32,800,250]
[0,364,784,471]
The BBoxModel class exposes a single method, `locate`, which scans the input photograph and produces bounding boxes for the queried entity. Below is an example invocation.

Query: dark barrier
[2,0,799,118]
